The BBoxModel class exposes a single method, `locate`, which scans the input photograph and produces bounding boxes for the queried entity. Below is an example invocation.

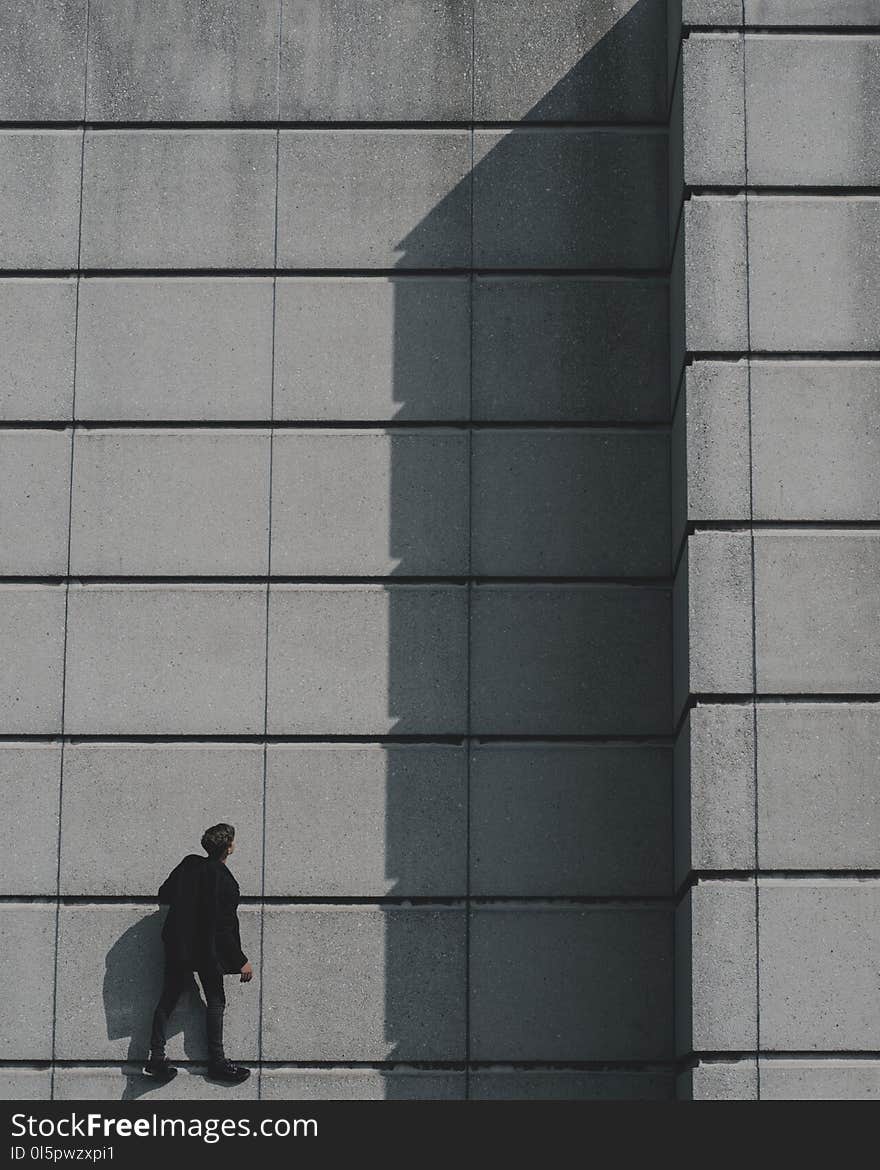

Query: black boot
[206,1059,250,1084]
[143,1056,178,1084]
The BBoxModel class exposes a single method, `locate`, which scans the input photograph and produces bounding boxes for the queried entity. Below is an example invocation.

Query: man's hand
[240,961,254,983]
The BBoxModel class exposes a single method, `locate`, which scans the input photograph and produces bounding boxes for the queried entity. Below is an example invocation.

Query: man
[144,823,254,1085]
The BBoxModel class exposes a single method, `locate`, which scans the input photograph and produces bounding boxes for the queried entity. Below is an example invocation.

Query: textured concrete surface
[682,34,745,187]
[0,745,61,895]
[80,131,277,268]
[744,1,880,24]
[69,429,271,575]
[760,1060,880,1101]
[261,907,466,1061]
[0,131,82,268]
[280,0,472,121]
[0,429,72,575]
[679,1060,758,1102]
[264,744,467,896]
[0,1068,54,1101]
[0,280,76,421]
[0,0,87,119]
[54,1065,258,1100]
[0,905,56,1059]
[683,0,743,22]
[261,1068,465,1101]
[471,584,672,735]
[75,279,275,421]
[270,430,469,575]
[0,586,66,734]
[469,907,673,1061]
[470,744,672,896]
[470,1070,674,1100]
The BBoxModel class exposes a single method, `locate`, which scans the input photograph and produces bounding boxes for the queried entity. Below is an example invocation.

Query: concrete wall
[672,1,880,1100]
[0,2,675,1100]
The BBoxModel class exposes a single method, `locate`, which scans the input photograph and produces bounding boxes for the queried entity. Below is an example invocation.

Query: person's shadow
[103,911,208,1100]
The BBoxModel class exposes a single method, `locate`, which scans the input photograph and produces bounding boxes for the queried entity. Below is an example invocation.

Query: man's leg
[148,955,189,1061]
[196,963,226,1065]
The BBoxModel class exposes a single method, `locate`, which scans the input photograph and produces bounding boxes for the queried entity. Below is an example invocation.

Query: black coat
[157,853,248,974]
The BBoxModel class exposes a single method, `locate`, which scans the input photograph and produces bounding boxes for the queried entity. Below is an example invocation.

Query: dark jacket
[157,854,248,974]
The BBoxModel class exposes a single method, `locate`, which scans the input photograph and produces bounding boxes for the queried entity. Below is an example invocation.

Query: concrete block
[264,744,467,896]
[267,585,467,735]
[0,0,86,119]
[80,131,277,268]
[86,0,279,120]
[0,586,65,734]
[261,1068,465,1101]
[64,585,266,735]
[0,131,82,268]
[471,584,671,735]
[0,1068,52,1100]
[75,278,274,421]
[0,744,61,895]
[683,0,742,22]
[54,1065,257,1100]
[59,744,264,896]
[69,429,271,575]
[759,879,880,1050]
[471,1070,674,1100]
[683,34,745,186]
[0,429,71,575]
[472,129,667,269]
[276,131,471,268]
[757,704,880,869]
[674,705,755,887]
[469,906,673,1060]
[280,0,471,120]
[470,744,672,897]
[673,531,753,717]
[273,276,470,421]
[472,276,669,423]
[748,197,880,351]
[746,36,880,184]
[0,905,56,1059]
[270,430,468,575]
[745,1,880,24]
[675,881,757,1055]
[473,0,666,121]
[671,361,750,552]
[0,280,76,421]
[678,1060,758,1101]
[262,906,466,1060]
[760,1060,880,1100]
[754,530,880,692]
[471,429,670,577]
[54,904,261,1060]
[751,361,880,520]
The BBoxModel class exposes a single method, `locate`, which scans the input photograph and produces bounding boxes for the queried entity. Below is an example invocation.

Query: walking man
[144,823,254,1085]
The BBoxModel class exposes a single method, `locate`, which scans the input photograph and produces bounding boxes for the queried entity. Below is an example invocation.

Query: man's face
[227,838,235,856]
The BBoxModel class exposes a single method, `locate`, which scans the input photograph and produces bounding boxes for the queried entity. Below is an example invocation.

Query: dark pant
[149,955,226,1063]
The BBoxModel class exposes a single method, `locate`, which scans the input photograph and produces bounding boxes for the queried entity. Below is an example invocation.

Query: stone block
[760,1059,880,1100]
[0,905,56,1059]
[0,131,82,268]
[0,1067,52,1100]
[0,744,61,895]
[0,586,66,734]
[54,1065,257,1099]
[0,0,87,119]
[678,1060,758,1100]
[471,1070,674,1100]
[0,280,76,421]
[261,1068,465,1100]
[745,1,880,24]
[0,429,71,575]
[682,34,745,186]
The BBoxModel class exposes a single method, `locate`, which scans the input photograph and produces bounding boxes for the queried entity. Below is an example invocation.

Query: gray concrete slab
[80,130,277,268]
[54,1064,258,1100]
[745,1,879,23]
[0,429,71,575]
[0,280,76,421]
[75,278,274,421]
[264,744,466,897]
[471,429,670,577]
[678,1060,757,1101]
[280,0,471,120]
[0,1067,52,1100]
[54,904,261,1060]
[86,0,280,120]
[683,0,742,22]
[754,530,880,692]
[472,129,667,269]
[469,906,673,1060]
[59,743,264,896]
[270,430,468,575]
[0,0,86,119]
[748,197,880,350]
[0,131,82,268]
[675,196,749,357]
[277,131,471,268]
[471,584,672,736]
[69,429,270,575]
[683,34,745,186]
[273,276,470,421]
[0,904,56,1059]
[760,1059,880,1100]
[261,906,466,1061]
[759,879,880,1050]
[470,743,672,896]
[261,1068,465,1100]
[473,0,667,122]
[267,585,468,735]
[472,276,668,423]
[0,744,61,895]
[64,585,266,735]
[471,1070,674,1100]
[0,586,66,734]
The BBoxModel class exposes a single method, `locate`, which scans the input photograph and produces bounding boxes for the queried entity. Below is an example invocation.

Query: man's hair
[201,823,235,860]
